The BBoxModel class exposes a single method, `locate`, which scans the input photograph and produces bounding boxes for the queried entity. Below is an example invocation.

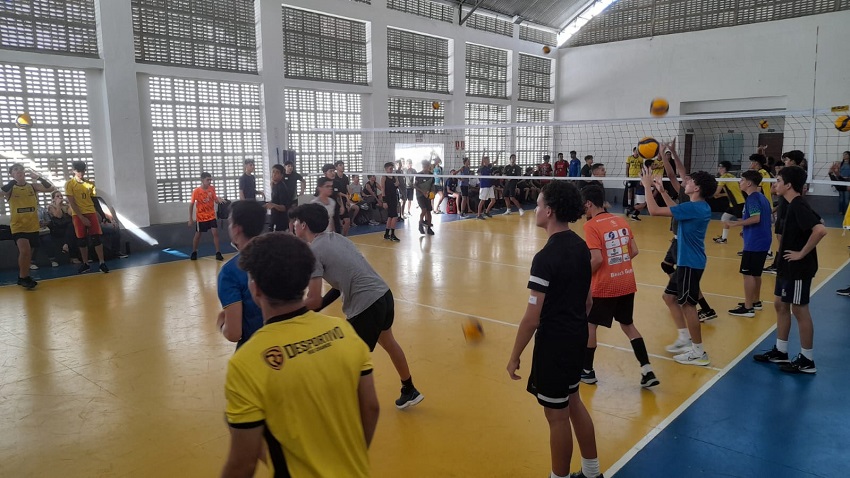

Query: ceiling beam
[459,0,486,25]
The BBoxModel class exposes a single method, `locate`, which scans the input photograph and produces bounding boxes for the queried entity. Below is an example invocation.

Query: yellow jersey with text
[720,173,745,206]
[758,169,772,199]
[225,310,373,478]
[9,183,39,233]
[626,156,643,178]
[64,178,97,215]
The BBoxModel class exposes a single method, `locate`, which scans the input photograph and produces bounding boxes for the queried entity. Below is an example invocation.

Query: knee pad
[720,212,735,222]
[89,234,101,247]
[661,262,676,275]
[77,237,88,248]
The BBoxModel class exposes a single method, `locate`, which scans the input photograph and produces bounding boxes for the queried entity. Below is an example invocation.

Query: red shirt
[553,160,568,177]
[583,212,638,298]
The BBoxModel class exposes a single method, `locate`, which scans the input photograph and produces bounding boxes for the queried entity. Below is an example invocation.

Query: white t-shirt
[311,196,336,232]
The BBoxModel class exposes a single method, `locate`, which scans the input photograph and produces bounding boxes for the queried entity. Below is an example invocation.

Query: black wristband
[37,177,52,188]
[1,180,15,193]
[319,288,341,311]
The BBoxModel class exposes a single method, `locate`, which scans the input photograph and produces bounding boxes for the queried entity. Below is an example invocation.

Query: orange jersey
[191,186,218,222]
[583,212,637,298]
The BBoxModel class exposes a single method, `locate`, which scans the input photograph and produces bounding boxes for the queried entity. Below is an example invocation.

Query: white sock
[692,342,705,355]
[721,228,729,240]
[776,339,789,353]
[801,348,813,360]
[550,472,567,478]
[581,457,601,477]
[641,364,653,375]
[678,328,691,341]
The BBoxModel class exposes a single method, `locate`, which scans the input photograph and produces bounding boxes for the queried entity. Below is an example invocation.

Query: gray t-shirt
[309,232,390,318]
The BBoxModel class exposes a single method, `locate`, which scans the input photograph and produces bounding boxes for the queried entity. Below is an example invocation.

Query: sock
[401,377,414,391]
[721,228,729,240]
[698,297,711,311]
[581,457,601,477]
[631,337,650,366]
[641,363,653,375]
[550,472,567,478]
[385,229,390,236]
[583,347,596,371]
[776,339,789,353]
[692,342,705,355]
[678,328,691,341]
[801,348,813,360]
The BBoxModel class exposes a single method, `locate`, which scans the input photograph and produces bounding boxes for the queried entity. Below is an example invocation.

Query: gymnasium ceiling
[453,0,588,31]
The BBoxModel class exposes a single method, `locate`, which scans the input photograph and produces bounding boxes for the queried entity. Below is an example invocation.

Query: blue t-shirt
[742,191,773,252]
[217,253,264,348]
[433,165,443,186]
[670,200,711,269]
[569,159,581,177]
[479,165,494,188]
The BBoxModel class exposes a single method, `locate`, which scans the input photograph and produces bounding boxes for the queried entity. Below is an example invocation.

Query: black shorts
[725,203,744,218]
[775,277,812,305]
[384,197,398,218]
[460,186,469,197]
[406,188,414,200]
[12,232,39,248]
[348,290,395,351]
[740,251,769,276]
[527,334,586,409]
[587,294,635,327]
[675,266,703,306]
[196,219,217,232]
[504,180,519,198]
[662,238,679,294]
[416,193,432,212]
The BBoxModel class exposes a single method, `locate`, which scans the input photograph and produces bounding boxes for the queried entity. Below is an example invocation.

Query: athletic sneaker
[737,250,743,256]
[418,221,426,234]
[484,212,493,218]
[17,276,37,289]
[580,369,597,384]
[763,264,777,275]
[426,225,435,235]
[502,210,512,215]
[665,337,693,354]
[569,470,604,478]
[629,214,641,222]
[836,286,850,296]
[395,387,424,409]
[99,263,110,273]
[30,263,39,270]
[640,371,660,388]
[215,252,224,261]
[698,308,717,322]
[477,215,486,220]
[753,346,789,363]
[674,349,711,366]
[78,263,91,274]
[779,354,817,374]
[518,208,525,216]
[727,306,755,318]
[738,301,763,310]
[389,235,401,242]
[712,237,727,244]
[190,251,198,261]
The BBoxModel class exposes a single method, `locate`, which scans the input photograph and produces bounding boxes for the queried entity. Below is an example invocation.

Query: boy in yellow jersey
[188,172,225,261]
[749,154,773,200]
[712,161,746,244]
[624,147,642,213]
[65,161,108,274]
[2,163,54,288]
[221,232,380,478]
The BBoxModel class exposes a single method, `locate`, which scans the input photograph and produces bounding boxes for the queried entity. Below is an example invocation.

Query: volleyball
[649,98,669,117]
[543,45,551,54]
[351,193,361,202]
[15,113,32,129]
[637,137,660,159]
[836,115,850,132]
[462,317,484,343]
[432,101,440,110]
[428,191,435,200]
[759,119,769,129]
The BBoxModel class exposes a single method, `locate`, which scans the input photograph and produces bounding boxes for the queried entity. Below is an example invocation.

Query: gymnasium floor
[1,209,848,477]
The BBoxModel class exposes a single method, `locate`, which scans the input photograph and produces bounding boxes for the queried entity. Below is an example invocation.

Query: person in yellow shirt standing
[712,161,746,244]
[625,147,643,214]
[65,161,108,274]
[2,163,55,288]
[221,232,380,478]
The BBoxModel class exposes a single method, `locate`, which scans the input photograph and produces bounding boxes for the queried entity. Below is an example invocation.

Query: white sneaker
[502,210,512,215]
[30,264,39,270]
[519,209,525,216]
[51,261,59,267]
[665,337,692,354]
[674,350,711,366]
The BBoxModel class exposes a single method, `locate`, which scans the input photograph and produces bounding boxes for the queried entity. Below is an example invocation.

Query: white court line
[393,298,720,369]
[605,257,850,477]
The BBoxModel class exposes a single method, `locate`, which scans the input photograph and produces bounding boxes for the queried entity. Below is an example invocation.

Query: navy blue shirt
[478,165,494,188]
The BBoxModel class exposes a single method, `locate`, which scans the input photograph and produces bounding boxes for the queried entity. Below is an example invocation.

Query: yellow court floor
[1,214,847,477]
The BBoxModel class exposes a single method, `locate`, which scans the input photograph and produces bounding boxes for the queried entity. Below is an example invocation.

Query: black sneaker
[484,212,493,218]
[737,250,744,256]
[390,235,400,242]
[728,306,755,318]
[753,346,789,363]
[215,252,224,261]
[713,237,727,244]
[698,308,717,322]
[629,214,641,221]
[763,264,777,275]
[99,263,110,273]
[779,354,816,374]
[427,226,435,235]
[836,286,850,296]
[580,369,597,384]
[738,301,763,310]
[190,251,198,261]
[17,276,37,289]
[384,234,391,240]
[640,371,660,388]
[395,387,424,409]
[78,263,91,274]
[418,221,425,234]
[117,252,129,259]
[569,471,604,478]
